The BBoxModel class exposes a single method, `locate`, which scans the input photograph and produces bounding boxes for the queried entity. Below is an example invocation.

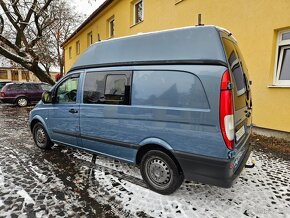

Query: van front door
[48,73,81,147]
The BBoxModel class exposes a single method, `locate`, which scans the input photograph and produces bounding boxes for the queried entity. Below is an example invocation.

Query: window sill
[268,85,290,88]
[175,0,184,5]
[130,20,144,28]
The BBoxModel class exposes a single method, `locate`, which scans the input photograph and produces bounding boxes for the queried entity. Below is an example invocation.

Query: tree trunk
[0,46,55,85]
[30,64,55,85]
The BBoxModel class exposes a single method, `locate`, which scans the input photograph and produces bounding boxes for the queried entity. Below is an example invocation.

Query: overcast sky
[71,0,106,17]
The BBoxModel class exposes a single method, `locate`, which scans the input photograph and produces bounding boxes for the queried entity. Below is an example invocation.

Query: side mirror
[249,80,252,85]
[42,91,52,104]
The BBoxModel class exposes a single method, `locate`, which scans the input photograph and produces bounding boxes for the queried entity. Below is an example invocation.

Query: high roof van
[29,26,253,194]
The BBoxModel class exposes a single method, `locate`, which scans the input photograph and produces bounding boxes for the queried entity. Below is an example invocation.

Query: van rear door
[222,38,252,150]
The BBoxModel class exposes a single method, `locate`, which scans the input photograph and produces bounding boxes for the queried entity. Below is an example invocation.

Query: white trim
[273,30,290,86]
[133,0,144,25]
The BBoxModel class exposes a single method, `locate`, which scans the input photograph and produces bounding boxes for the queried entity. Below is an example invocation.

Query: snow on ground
[71,150,290,218]
[0,104,289,217]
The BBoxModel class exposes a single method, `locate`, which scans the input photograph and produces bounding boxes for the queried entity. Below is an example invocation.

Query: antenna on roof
[196,14,204,26]
[98,33,101,42]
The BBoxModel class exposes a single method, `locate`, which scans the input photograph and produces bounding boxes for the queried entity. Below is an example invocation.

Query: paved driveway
[0,104,289,217]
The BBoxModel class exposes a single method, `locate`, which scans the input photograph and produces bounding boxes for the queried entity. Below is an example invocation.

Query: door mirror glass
[42,91,52,104]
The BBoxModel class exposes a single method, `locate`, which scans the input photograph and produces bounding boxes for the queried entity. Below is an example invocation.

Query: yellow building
[0,67,58,82]
[62,0,290,135]
[0,67,40,82]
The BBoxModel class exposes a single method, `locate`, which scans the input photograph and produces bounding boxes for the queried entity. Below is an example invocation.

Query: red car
[0,82,51,107]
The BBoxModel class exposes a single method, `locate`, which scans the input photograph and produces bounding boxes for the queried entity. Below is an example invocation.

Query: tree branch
[0,0,20,32]
[24,0,37,24]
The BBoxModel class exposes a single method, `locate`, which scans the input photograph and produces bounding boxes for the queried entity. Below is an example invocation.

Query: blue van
[29,26,253,194]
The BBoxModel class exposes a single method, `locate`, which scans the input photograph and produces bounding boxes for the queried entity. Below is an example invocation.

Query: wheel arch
[135,142,183,175]
[30,116,49,135]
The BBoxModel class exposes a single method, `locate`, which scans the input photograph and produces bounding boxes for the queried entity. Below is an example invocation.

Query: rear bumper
[174,139,252,188]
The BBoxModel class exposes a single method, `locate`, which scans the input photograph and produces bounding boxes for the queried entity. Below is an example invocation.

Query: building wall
[0,68,58,82]
[62,0,290,133]
[0,68,38,82]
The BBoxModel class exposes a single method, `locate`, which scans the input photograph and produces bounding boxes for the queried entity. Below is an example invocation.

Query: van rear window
[132,70,209,109]
[222,38,251,110]
[223,39,246,96]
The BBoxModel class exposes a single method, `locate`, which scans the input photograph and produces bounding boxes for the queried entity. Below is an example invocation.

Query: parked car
[0,82,52,107]
[29,26,253,194]
[0,81,12,90]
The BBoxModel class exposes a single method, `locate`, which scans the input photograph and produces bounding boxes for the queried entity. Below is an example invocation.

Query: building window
[87,31,93,46]
[108,17,115,38]
[134,0,143,25]
[22,71,29,81]
[274,30,290,86]
[0,70,8,79]
[76,40,80,55]
[11,70,19,81]
[69,47,72,59]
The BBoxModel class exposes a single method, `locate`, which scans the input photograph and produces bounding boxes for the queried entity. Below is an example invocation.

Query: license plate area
[235,125,245,142]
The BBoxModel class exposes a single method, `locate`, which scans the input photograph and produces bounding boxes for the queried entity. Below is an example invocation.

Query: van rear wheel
[32,123,54,149]
[140,150,183,195]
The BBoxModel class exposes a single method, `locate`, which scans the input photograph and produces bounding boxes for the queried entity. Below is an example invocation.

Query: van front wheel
[140,150,183,195]
[32,123,54,149]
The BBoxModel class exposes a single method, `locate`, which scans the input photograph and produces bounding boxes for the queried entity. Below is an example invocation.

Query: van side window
[104,74,127,104]
[83,71,131,105]
[132,70,209,109]
[55,75,79,104]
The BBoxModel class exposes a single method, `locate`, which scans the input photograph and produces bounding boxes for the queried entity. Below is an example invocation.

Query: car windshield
[41,84,52,91]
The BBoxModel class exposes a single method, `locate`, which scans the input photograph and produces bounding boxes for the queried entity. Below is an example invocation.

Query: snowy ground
[0,104,289,217]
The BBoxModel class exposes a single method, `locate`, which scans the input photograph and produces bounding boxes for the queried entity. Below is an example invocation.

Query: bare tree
[0,0,82,84]
[35,0,83,77]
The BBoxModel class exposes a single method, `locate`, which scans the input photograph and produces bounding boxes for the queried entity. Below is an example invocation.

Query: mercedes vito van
[29,26,253,194]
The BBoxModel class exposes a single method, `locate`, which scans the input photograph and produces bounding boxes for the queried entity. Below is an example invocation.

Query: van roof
[70,26,228,72]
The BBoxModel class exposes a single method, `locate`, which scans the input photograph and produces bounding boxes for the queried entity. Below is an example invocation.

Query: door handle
[69,108,78,114]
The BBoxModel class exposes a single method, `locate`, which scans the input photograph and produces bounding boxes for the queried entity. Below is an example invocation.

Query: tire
[32,123,54,149]
[140,150,184,195]
[16,97,28,107]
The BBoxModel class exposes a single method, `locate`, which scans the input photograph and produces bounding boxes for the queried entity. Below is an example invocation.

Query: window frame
[69,46,72,59]
[0,70,8,80]
[133,0,144,25]
[274,29,290,86]
[87,31,93,47]
[131,70,210,109]
[54,73,80,104]
[21,70,29,80]
[108,16,115,38]
[76,40,80,55]
[82,71,132,105]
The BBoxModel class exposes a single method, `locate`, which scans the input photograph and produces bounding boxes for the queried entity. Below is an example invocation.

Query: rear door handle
[69,108,78,114]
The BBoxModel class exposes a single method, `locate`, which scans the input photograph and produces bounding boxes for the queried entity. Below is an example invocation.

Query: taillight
[220,70,234,150]
[0,92,5,97]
